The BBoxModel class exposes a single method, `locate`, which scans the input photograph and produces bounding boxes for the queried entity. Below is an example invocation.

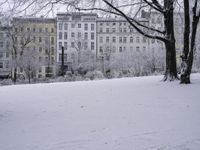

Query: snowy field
[1,74,200,150]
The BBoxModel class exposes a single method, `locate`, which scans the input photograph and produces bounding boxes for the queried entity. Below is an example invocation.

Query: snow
[0,74,200,150]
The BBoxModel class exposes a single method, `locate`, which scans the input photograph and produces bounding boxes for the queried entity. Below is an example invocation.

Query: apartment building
[97,17,150,59]
[0,26,11,79]
[56,13,97,71]
[12,17,57,79]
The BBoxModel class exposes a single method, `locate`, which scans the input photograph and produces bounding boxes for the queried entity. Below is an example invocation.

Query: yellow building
[12,17,57,79]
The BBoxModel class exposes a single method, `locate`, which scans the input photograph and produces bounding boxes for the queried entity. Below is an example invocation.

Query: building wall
[12,18,57,79]
[56,13,97,71]
[97,18,150,59]
[0,27,11,78]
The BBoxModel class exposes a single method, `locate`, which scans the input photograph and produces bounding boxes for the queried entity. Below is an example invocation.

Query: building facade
[56,13,97,71]
[97,17,150,59]
[12,17,57,79]
[0,26,11,79]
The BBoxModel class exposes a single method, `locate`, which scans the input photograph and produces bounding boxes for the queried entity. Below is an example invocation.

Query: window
[106,28,109,33]
[0,42,3,48]
[6,52,9,58]
[136,46,140,52]
[39,47,42,52]
[51,28,54,33]
[33,37,36,43]
[0,62,3,68]
[64,32,68,40]
[51,47,54,55]
[39,57,42,63]
[91,42,95,50]
[59,42,62,50]
[112,46,116,53]
[106,37,109,43]
[64,42,67,50]
[130,46,133,51]
[84,42,88,49]
[136,37,140,43]
[123,37,127,43]
[91,32,94,40]
[45,28,48,32]
[71,53,75,60]
[5,61,9,68]
[113,22,116,26]
[99,28,103,32]
[99,46,103,53]
[71,42,75,48]
[119,47,122,52]
[6,41,10,48]
[0,53,3,58]
[71,32,75,38]
[112,37,116,43]
[78,32,81,38]
[100,37,103,43]
[143,37,147,43]
[91,24,95,31]
[39,28,42,33]
[27,28,30,32]
[45,48,49,55]
[78,24,81,28]
[130,37,134,43]
[0,33,3,38]
[124,28,127,33]
[39,37,42,43]
[71,23,75,28]
[119,37,122,43]
[51,37,54,45]
[64,23,68,30]
[119,28,122,32]
[143,46,146,52]
[112,28,116,33]
[45,37,48,44]
[59,32,62,40]
[84,24,88,30]
[106,22,110,26]
[59,23,63,30]
[84,33,88,39]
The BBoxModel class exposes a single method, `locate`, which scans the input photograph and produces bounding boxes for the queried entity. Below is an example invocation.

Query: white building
[0,26,11,79]
[56,13,97,72]
[97,17,150,59]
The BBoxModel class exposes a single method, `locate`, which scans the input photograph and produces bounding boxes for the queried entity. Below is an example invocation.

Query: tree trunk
[13,67,17,84]
[163,0,178,81]
[180,0,200,84]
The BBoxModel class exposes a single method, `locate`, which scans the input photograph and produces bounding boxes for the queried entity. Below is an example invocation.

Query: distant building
[56,13,97,71]
[97,17,150,59]
[12,17,57,79]
[0,26,11,79]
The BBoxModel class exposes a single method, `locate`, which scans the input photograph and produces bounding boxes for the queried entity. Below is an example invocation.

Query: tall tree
[180,0,200,83]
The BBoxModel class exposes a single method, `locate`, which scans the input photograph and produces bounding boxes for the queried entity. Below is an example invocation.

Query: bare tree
[10,18,33,83]
[180,0,200,84]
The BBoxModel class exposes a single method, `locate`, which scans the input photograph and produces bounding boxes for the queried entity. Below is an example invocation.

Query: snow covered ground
[0,74,200,150]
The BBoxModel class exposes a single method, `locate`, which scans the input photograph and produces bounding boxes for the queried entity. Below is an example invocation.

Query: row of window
[99,46,147,53]
[0,41,10,48]
[15,36,55,45]
[0,61,9,69]
[14,27,55,33]
[0,52,9,58]
[58,32,95,40]
[99,36,147,44]
[58,41,95,50]
[58,23,95,31]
